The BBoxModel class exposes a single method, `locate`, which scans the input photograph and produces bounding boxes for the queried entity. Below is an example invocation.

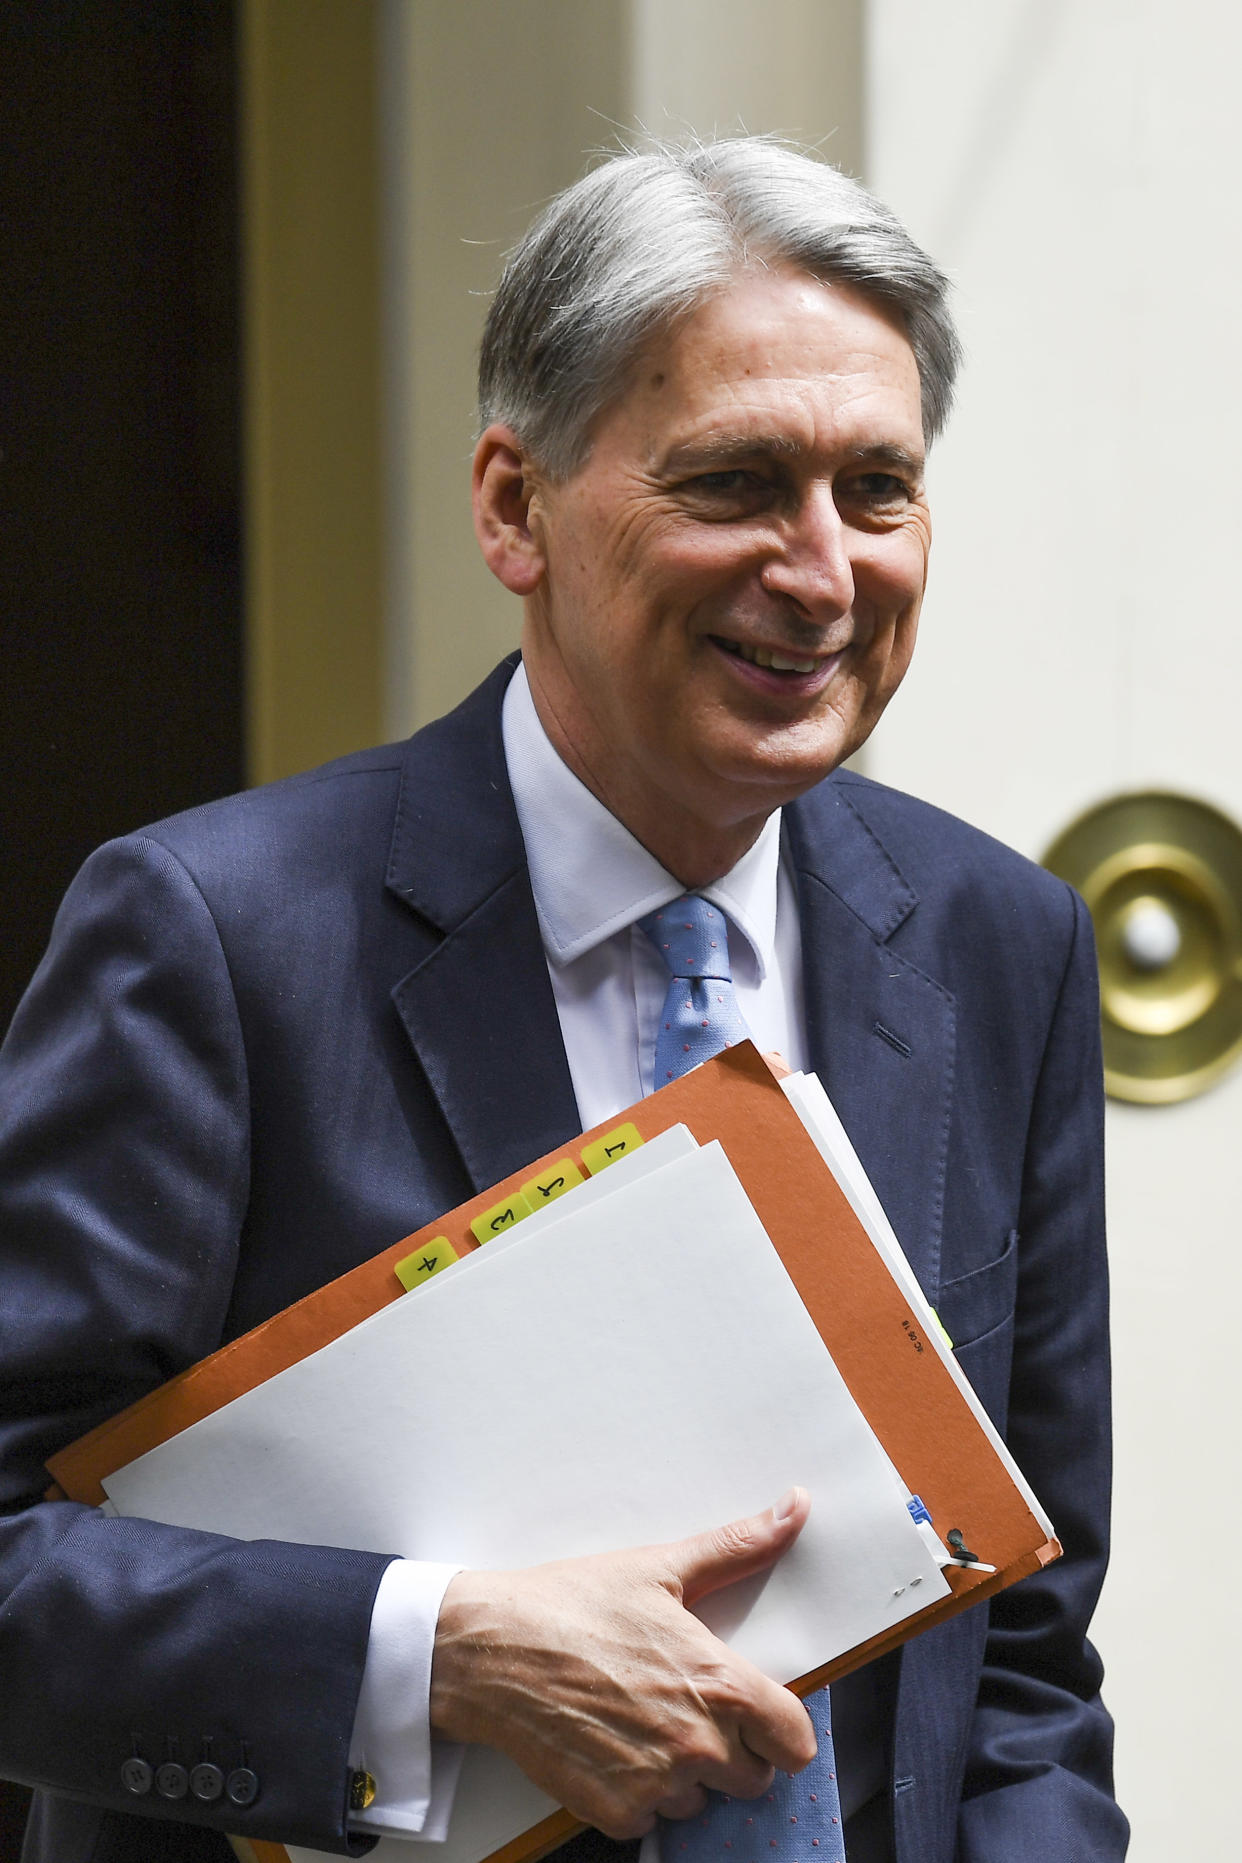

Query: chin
[694,756,847,825]
[714,727,861,797]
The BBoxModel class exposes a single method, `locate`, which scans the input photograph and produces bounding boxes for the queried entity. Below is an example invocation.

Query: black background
[0,3,241,1849]
[0,0,242,1039]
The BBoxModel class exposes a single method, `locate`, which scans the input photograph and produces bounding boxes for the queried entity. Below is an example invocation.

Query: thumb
[665,1486,811,1608]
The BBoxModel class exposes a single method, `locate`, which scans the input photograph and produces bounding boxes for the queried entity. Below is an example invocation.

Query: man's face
[516,268,932,876]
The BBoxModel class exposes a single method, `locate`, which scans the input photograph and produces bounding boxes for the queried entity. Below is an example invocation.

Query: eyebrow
[842,441,926,476]
[657,432,805,474]
[657,433,925,477]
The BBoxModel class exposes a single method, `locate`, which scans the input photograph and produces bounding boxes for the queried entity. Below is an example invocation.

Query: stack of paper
[51,1046,1058,1863]
[103,1131,953,1863]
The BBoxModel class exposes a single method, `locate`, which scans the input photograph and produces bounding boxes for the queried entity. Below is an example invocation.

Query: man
[0,140,1126,1862]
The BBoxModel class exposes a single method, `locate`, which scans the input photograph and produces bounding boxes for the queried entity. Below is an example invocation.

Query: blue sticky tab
[907,1494,932,1527]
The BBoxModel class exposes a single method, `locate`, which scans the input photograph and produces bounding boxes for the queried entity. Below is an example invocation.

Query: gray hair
[478,137,961,479]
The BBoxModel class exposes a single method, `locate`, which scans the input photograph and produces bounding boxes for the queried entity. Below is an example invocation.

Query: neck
[635,817,766,891]
[523,664,769,889]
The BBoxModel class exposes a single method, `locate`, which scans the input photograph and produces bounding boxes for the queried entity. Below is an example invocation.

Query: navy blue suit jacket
[0,661,1126,1860]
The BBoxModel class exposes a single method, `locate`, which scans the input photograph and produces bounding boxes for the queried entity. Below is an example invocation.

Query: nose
[759,485,855,620]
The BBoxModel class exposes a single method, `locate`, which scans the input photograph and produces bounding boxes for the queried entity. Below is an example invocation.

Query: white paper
[780,1071,1054,1538]
[105,1141,947,1863]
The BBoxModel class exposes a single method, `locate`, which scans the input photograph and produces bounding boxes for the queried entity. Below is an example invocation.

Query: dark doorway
[0,0,243,1041]
[0,3,241,1850]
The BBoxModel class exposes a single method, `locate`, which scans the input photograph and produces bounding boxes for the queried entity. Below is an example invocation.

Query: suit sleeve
[0,834,392,1855]
[955,887,1129,1859]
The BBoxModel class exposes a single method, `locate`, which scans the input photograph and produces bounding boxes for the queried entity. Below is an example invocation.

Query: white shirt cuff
[348,1559,465,1838]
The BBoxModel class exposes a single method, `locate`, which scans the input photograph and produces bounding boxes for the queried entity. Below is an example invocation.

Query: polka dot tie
[639,896,750,1085]
[640,906,844,1855]
[658,1687,845,1863]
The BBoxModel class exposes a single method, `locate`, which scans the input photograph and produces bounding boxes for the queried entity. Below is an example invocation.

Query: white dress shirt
[502,661,809,1118]
[348,662,854,1839]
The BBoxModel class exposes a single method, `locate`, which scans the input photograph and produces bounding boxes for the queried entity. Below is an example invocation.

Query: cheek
[872,552,928,614]
[864,615,919,721]
[844,595,920,717]
[858,517,931,604]
[853,560,927,678]
[866,607,919,696]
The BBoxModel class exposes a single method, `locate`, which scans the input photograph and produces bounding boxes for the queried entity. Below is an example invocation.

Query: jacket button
[155,1761,188,1800]
[190,1761,225,1801]
[120,1757,152,1796]
[227,1766,260,1807]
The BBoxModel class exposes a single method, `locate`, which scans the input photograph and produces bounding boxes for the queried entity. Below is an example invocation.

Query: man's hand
[429,1487,817,1839]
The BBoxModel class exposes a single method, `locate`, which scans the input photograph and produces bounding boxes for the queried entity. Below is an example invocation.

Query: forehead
[596,268,925,467]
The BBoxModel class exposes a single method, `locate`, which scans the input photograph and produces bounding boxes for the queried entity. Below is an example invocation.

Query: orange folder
[48,1044,1058,1863]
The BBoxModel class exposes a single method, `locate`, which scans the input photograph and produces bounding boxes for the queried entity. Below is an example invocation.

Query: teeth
[733,642,819,674]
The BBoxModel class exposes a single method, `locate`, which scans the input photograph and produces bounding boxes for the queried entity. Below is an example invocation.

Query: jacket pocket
[937,1228,1019,1351]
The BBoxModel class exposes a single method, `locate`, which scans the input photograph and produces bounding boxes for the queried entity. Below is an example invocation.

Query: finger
[737,1685,818,1776]
[591,1807,658,1842]
[667,1487,811,1607]
[653,1784,710,1822]
[694,1749,776,1802]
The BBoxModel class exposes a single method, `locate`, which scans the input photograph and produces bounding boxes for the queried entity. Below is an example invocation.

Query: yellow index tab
[581,1122,645,1176]
[930,1309,955,1351]
[521,1158,585,1208]
[470,1191,532,1245]
[394,1236,459,1291]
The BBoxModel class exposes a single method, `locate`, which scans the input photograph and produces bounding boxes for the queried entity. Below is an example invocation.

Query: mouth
[720,640,820,673]
[709,635,844,693]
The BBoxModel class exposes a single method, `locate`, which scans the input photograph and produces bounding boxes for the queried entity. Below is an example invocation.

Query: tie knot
[639,895,734,982]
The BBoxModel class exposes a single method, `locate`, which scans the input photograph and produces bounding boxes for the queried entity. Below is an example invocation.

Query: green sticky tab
[581,1122,645,1176]
[394,1236,459,1290]
[930,1309,954,1351]
[470,1191,532,1245]
[521,1158,585,1208]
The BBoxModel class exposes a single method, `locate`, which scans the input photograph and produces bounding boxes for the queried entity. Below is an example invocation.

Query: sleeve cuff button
[121,1757,152,1796]
[227,1766,260,1808]
[191,1761,225,1802]
[155,1762,188,1800]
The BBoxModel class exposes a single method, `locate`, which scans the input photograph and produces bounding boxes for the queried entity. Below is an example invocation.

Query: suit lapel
[384,661,582,1193]
[786,779,956,1302]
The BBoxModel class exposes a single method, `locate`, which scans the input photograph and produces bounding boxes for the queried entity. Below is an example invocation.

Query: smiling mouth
[713,637,832,676]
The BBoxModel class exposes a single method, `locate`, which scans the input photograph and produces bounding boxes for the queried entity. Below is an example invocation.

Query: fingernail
[773,1486,800,1521]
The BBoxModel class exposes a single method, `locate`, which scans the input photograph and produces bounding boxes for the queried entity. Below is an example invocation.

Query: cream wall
[865,5,1242,1855]
[628,0,862,160]
[377,0,627,735]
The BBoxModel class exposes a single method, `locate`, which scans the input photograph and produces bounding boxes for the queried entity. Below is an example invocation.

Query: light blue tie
[639,896,750,1086]
[657,1689,846,1863]
[640,901,845,1861]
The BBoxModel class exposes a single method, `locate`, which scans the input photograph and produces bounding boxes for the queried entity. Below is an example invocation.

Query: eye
[848,472,911,504]
[691,469,760,492]
[678,468,776,515]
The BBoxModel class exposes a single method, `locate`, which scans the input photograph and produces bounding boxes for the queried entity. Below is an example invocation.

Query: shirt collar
[501,661,781,979]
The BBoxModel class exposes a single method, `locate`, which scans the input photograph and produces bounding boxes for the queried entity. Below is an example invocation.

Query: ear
[472,424,547,596]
